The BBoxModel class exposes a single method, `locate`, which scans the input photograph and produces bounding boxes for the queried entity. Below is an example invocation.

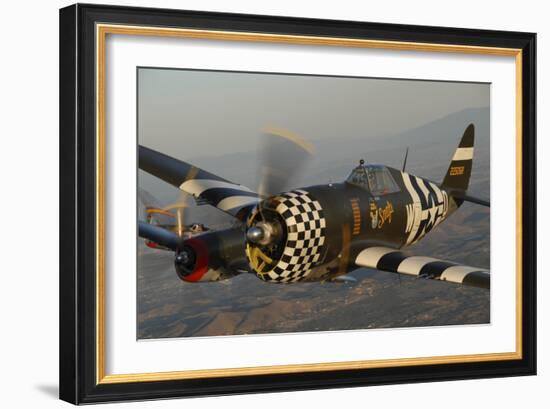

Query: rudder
[441,124,474,193]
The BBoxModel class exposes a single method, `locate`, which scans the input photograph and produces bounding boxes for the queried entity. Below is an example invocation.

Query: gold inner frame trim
[95,23,523,385]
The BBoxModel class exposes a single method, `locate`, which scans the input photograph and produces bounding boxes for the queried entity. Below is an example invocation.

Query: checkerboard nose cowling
[248,189,327,283]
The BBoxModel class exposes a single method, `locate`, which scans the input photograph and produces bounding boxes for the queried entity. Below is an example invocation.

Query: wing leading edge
[354,246,490,289]
[139,146,260,218]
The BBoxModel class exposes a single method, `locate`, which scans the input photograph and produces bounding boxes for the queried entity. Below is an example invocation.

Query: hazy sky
[137,69,491,340]
[137,68,489,159]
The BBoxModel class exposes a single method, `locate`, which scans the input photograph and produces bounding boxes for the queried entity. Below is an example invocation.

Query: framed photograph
[59,3,536,404]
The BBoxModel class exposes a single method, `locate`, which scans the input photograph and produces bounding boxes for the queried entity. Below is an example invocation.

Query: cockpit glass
[346,164,400,195]
[347,167,369,187]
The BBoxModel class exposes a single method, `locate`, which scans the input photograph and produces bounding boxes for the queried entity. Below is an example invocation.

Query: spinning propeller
[247,127,314,245]
[245,128,315,273]
[257,127,315,199]
[161,190,195,239]
[138,187,193,238]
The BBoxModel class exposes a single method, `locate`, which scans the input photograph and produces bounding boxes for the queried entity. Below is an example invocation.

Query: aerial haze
[137,68,490,339]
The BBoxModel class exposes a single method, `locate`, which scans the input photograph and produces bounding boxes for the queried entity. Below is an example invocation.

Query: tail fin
[441,124,474,193]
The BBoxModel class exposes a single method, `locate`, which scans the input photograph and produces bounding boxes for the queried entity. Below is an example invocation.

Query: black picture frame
[59,3,536,404]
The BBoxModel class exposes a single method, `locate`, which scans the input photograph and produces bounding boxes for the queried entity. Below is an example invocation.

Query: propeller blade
[257,127,314,198]
[162,190,194,211]
[138,187,163,209]
[176,207,184,238]
[162,191,194,237]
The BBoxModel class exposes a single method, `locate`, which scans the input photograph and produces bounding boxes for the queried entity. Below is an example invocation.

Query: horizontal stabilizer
[453,191,490,207]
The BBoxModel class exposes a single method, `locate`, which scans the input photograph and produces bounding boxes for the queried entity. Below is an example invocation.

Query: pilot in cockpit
[347,159,369,188]
[346,159,399,195]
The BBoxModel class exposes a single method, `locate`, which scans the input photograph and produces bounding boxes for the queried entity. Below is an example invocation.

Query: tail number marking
[450,166,465,176]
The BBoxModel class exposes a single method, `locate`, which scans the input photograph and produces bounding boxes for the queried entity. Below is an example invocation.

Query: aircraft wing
[139,146,260,219]
[138,220,181,251]
[353,246,490,289]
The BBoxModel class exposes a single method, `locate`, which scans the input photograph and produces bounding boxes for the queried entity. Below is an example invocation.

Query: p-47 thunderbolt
[139,124,490,289]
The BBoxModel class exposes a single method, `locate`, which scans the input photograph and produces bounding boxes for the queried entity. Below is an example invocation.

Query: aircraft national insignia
[138,123,490,290]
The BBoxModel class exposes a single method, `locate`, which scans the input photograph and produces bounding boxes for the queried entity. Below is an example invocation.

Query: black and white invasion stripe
[355,247,489,289]
[139,145,260,218]
[179,179,260,217]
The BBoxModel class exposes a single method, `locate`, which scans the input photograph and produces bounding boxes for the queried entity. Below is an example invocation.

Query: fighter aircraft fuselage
[244,165,459,283]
